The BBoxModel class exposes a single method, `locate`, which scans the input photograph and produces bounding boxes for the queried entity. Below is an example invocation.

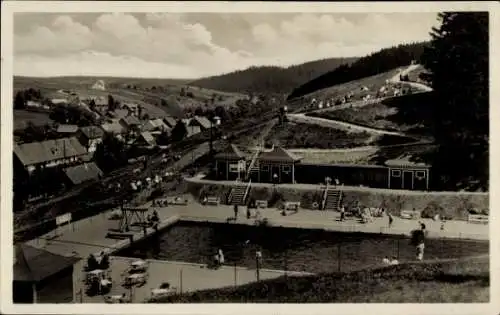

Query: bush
[421,201,445,219]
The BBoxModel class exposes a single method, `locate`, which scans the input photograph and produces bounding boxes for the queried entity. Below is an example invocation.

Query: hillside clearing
[308,92,436,138]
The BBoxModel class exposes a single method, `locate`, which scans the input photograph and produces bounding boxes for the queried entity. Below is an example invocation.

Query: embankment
[186,180,488,221]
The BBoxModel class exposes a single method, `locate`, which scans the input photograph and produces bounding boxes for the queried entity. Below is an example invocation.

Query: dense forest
[420,12,488,191]
[189,57,358,94]
[287,42,428,100]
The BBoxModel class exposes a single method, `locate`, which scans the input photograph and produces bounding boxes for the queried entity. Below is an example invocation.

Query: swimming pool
[116,221,489,274]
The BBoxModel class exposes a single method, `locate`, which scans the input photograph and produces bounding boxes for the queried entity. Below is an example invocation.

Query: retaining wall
[186,181,488,221]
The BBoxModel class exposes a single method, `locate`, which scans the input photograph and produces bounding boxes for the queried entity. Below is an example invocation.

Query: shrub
[421,201,445,219]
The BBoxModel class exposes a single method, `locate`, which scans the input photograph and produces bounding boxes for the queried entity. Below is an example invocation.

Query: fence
[77,230,488,303]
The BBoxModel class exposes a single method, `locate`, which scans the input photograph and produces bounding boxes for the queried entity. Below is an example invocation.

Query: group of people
[211,247,264,270]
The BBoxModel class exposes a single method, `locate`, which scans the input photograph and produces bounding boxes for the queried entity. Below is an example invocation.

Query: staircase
[324,189,342,211]
[228,180,252,206]
[245,149,261,181]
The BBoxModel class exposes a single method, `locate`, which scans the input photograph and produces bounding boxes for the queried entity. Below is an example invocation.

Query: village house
[78,126,104,153]
[186,125,201,138]
[189,115,212,131]
[136,131,157,148]
[100,119,126,135]
[14,137,88,174]
[141,118,170,134]
[119,115,141,133]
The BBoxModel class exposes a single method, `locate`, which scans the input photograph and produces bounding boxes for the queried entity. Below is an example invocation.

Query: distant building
[14,137,88,174]
[186,125,201,138]
[13,244,80,303]
[142,118,170,133]
[189,115,212,131]
[100,120,126,135]
[64,162,103,186]
[163,116,177,128]
[56,124,79,135]
[51,98,68,106]
[92,79,106,91]
[78,126,104,153]
[136,131,157,147]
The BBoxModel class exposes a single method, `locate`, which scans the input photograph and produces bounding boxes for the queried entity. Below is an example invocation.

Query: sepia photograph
[0,1,497,314]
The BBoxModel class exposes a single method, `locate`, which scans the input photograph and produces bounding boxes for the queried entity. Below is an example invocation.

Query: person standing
[233,205,238,220]
[340,206,345,221]
[246,205,251,219]
[218,249,225,265]
[388,213,393,228]
[255,248,263,267]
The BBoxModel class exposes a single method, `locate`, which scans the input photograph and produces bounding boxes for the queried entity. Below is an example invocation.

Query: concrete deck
[76,256,309,303]
[27,194,488,263]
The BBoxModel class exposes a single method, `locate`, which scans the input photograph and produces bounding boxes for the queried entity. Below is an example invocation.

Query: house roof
[110,109,129,119]
[64,162,103,185]
[181,118,192,126]
[80,125,104,139]
[14,244,80,283]
[163,116,177,128]
[120,115,141,126]
[258,146,302,162]
[214,144,247,160]
[139,131,157,146]
[101,121,126,134]
[191,115,212,129]
[14,137,88,166]
[51,98,68,104]
[142,119,169,132]
[385,156,430,168]
[56,124,79,133]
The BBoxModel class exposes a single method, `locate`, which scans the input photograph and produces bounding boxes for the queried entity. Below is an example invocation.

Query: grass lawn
[307,92,435,137]
[153,256,489,303]
[264,122,415,149]
[14,109,54,130]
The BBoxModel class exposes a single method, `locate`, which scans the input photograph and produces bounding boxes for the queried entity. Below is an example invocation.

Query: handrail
[321,183,329,211]
[243,179,252,205]
[245,147,261,181]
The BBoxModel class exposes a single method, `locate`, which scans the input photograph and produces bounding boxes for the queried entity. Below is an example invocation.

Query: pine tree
[421,12,489,189]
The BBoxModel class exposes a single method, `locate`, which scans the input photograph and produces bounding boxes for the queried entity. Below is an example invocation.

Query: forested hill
[287,42,429,100]
[189,57,358,94]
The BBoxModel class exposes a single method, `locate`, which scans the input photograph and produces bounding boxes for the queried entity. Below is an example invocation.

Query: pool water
[116,221,489,274]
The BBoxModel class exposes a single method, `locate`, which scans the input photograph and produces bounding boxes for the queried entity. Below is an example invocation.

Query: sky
[13,12,440,79]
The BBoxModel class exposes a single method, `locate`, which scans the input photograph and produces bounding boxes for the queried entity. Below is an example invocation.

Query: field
[13,76,247,119]
[264,122,415,149]
[307,92,435,137]
[155,255,489,303]
[13,109,54,130]
[301,67,403,102]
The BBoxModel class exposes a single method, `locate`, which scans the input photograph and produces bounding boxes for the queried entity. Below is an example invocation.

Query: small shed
[385,157,430,190]
[214,144,248,181]
[14,244,80,303]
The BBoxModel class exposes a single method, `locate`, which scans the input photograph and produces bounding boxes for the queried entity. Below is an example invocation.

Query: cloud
[14,13,438,78]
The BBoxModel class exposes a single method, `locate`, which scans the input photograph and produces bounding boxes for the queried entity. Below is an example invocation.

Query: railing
[321,184,329,211]
[245,148,261,181]
[243,179,252,205]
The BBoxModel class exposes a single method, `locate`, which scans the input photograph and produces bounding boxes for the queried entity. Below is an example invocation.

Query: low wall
[186,181,488,221]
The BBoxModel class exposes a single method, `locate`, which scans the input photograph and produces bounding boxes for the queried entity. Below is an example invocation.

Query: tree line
[287,42,428,100]
[189,57,357,94]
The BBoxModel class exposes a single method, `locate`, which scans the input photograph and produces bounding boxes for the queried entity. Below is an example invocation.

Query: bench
[168,197,189,206]
[256,200,268,208]
[284,201,300,211]
[468,214,488,224]
[400,210,420,220]
[206,196,219,206]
